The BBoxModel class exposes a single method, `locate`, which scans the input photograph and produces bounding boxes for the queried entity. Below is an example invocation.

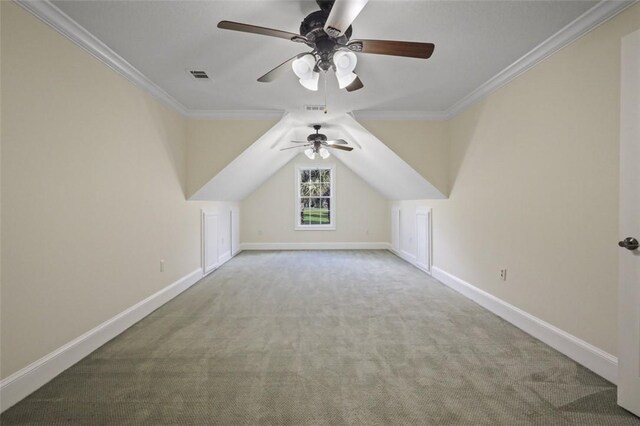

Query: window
[295,164,335,230]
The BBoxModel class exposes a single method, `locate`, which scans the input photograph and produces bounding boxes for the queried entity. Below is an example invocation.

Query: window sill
[295,225,336,231]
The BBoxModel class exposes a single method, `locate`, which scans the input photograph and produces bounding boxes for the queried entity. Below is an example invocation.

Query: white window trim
[294,163,336,231]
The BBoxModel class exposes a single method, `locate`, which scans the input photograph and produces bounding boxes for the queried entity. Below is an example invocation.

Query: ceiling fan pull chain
[324,72,328,114]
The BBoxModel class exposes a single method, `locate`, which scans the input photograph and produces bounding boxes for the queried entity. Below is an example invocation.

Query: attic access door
[202,210,220,275]
[415,208,432,273]
[617,28,640,417]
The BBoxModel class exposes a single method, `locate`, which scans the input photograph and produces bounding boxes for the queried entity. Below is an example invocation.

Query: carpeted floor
[2,250,639,425]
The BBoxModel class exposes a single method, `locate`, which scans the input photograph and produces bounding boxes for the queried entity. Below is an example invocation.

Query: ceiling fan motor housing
[300,9,352,72]
[308,133,327,141]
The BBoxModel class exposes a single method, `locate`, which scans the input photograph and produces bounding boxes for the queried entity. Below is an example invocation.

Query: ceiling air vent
[188,70,210,80]
[304,105,326,112]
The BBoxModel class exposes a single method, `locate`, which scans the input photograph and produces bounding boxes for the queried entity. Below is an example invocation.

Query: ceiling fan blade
[218,21,300,41]
[280,145,310,151]
[327,139,348,145]
[290,140,311,143]
[346,76,364,92]
[350,39,435,59]
[328,145,354,151]
[324,0,369,38]
[258,53,310,82]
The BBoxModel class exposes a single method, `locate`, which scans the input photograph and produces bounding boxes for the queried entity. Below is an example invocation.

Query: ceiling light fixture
[291,51,360,92]
[292,55,320,91]
[319,147,331,159]
[304,148,316,160]
[333,51,358,89]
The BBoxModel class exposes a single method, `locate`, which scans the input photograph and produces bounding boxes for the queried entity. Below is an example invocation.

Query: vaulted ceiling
[48,0,606,116]
[190,112,446,201]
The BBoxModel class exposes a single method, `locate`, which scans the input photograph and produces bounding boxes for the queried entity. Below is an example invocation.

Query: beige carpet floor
[2,250,639,425]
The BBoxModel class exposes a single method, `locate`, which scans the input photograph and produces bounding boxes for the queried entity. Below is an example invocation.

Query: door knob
[618,237,639,251]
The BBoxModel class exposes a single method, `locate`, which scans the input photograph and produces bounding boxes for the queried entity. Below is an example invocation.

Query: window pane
[301,170,310,183]
[310,183,321,196]
[320,182,330,196]
[300,183,311,197]
[310,169,320,183]
[320,169,330,182]
[300,198,310,225]
[308,198,320,224]
[323,199,331,224]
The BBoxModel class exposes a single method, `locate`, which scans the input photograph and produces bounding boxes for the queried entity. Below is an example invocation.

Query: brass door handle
[618,237,639,251]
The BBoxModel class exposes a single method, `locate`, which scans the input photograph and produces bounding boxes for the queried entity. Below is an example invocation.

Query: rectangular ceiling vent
[188,70,210,80]
[304,105,326,112]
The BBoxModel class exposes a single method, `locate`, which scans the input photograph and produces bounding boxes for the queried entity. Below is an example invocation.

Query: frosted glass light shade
[337,72,357,89]
[334,51,357,74]
[319,148,330,159]
[292,55,316,79]
[304,148,316,160]
[299,72,319,91]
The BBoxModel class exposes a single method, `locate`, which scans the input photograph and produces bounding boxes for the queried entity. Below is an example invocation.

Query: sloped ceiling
[189,112,446,201]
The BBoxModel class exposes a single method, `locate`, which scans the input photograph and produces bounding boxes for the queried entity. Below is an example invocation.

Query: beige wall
[186,119,277,198]
[241,155,390,244]
[395,4,640,356]
[0,2,236,379]
[362,120,449,195]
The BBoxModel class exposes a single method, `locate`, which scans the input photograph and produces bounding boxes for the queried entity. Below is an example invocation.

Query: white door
[202,210,220,275]
[392,208,400,252]
[618,29,640,417]
[415,208,431,273]
[231,208,240,256]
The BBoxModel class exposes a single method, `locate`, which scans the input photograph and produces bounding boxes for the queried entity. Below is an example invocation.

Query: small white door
[231,208,240,256]
[202,210,220,275]
[392,208,400,252]
[415,208,431,273]
[618,29,640,417]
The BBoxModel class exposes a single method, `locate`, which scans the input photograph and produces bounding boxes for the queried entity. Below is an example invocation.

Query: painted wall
[362,120,449,196]
[0,2,237,379]
[241,155,390,245]
[186,119,278,198]
[393,4,640,356]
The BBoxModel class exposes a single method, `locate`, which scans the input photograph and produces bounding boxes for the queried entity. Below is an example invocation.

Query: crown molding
[352,110,449,121]
[16,0,638,122]
[445,0,638,118]
[185,109,285,120]
[15,0,189,115]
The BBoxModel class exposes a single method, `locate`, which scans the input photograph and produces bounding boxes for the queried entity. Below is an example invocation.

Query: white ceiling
[50,0,601,115]
[190,112,445,201]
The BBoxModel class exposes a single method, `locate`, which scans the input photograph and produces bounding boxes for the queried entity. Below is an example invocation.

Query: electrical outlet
[160,260,165,272]
[500,269,507,281]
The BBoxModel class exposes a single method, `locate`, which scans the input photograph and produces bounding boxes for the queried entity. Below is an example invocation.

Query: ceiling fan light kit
[319,147,331,159]
[218,0,435,93]
[292,54,320,91]
[333,51,358,89]
[304,148,317,160]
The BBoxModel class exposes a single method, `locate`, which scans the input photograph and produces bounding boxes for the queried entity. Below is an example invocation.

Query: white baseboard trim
[240,242,391,250]
[0,268,204,412]
[219,251,231,265]
[390,248,432,275]
[431,266,618,384]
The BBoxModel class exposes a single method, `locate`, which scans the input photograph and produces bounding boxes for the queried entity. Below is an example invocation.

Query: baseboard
[219,250,231,264]
[0,268,204,412]
[431,266,618,384]
[240,242,391,250]
[390,248,432,275]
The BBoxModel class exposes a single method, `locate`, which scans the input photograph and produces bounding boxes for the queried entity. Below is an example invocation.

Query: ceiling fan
[218,0,435,92]
[280,125,354,159]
